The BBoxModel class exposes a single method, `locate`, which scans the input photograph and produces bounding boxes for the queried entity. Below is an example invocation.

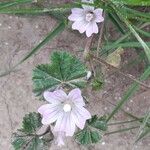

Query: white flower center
[86,12,94,22]
[63,104,71,112]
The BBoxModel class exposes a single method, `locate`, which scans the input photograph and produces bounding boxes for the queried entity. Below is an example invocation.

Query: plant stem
[108,119,140,126]
[105,126,139,135]
[97,12,105,56]
[91,54,150,89]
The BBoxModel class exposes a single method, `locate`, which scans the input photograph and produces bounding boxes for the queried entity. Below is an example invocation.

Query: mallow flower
[38,88,91,146]
[68,0,104,37]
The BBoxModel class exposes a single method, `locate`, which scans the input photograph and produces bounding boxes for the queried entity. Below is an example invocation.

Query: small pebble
[104,107,107,110]
[8,26,11,29]
[5,42,9,46]
[35,25,39,29]
[130,99,133,103]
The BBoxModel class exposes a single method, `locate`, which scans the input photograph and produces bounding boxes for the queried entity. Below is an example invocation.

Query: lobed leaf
[75,115,107,145]
[12,112,51,150]
[32,51,87,96]
[22,112,42,134]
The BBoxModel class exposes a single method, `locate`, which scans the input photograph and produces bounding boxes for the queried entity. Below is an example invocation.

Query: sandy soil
[0,11,150,150]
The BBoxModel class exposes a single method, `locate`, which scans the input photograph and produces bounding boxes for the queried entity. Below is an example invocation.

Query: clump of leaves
[32,51,87,96]
[12,112,52,150]
[75,115,107,145]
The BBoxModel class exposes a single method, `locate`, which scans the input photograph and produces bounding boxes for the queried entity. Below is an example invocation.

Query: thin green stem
[108,119,140,126]
[105,126,139,135]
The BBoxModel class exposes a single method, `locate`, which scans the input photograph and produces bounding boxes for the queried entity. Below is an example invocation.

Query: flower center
[85,12,94,22]
[63,104,72,112]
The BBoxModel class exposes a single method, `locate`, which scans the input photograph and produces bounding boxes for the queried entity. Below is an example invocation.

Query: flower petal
[38,104,53,115]
[41,105,62,125]
[71,8,84,14]
[72,20,88,33]
[54,112,76,136]
[65,113,76,136]
[68,88,85,106]
[71,110,86,129]
[75,106,91,120]
[68,8,84,22]
[93,8,104,23]
[54,112,65,132]
[86,22,98,37]
[43,90,67,104]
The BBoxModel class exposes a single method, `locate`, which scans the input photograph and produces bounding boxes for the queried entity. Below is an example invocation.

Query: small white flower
[38,88,91,146]
[68,0,104,37]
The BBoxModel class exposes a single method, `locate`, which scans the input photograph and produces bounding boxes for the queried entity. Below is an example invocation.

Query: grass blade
[0,0,32,10]
[112,6,150,63]
[108,12,125,34]
[106,67,150,122]
[19,21,65,64]
[105,126,139,135]
[0,21,66,77]
[102,42,150,52]
[135,111,150,143]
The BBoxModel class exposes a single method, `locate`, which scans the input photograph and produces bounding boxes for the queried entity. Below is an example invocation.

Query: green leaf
[22,112,42,134]
[12,136,27,150]
[88,115,108,131]
[12,134,45,150]
[12,112,51,150]
[75,115,107,145]
[112,0,150,6]
[32,51,87,96]
[75,127,101,145]
[26,136,44,150]
[91,77,104,91]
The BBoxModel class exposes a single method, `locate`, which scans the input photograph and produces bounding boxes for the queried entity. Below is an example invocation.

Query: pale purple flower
[38,88,91,146]
[68,0,104,37]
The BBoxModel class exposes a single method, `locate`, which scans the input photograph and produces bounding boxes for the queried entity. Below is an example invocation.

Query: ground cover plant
[0,0,150,149]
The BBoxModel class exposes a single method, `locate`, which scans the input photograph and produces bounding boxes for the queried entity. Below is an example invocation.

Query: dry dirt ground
[0,12,150,150]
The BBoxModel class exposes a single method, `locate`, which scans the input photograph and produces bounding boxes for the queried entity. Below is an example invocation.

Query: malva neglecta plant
[0,0,150,149]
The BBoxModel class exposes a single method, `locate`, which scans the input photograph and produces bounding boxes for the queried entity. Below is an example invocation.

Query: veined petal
[65,113,76,136]
[68,13,84,22]
[68,88,85,106]
[86,22,98,37]
[54,112,65,132]
[41,106,62,125]
[43,90,67,104]
[93,8,104,23]
[54,112,76,137]
[71,8,84,14]
[75,105,91,120]
[72,20,88,33]
[68,8,84,22]
[71,110,86,129]
[38,104,52,115]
